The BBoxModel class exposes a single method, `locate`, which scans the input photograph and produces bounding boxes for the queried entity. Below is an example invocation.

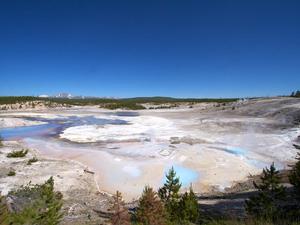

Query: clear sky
[0,0,299,98]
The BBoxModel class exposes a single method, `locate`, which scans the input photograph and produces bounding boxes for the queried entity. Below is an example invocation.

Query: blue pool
[225,146,246,156]
[0,123,60,139]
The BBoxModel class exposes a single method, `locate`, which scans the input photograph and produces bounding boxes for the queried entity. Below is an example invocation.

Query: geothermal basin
[1,99,299,200]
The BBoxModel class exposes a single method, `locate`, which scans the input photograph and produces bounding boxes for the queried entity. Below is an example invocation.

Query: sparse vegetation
[7,170,16,176]
[7,149,28,158]
[102,102,146,110]
[27,157,38,165]
[149,104,179,110]
[0,135,3,147]
[0,177,63,225]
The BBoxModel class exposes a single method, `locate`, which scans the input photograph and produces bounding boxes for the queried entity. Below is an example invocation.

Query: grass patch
[27,157,38,165]
[7,149,29,158]
[7,170,16,176]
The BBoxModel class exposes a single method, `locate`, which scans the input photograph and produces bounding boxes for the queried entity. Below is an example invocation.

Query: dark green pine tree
[289,144,300,197]
[245,163,286,220]
[135,186,169,225]
[178,186,199,224]
[36,176,64,225]
[7,177,63,225]
[158,166,182,222]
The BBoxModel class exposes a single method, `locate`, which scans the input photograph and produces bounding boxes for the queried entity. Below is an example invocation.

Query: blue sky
[0,0,299,98]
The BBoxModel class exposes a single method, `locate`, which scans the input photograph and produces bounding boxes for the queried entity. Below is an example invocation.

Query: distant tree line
[291,90,300,97]
[101,102,146,110]
[0,96,238,107]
